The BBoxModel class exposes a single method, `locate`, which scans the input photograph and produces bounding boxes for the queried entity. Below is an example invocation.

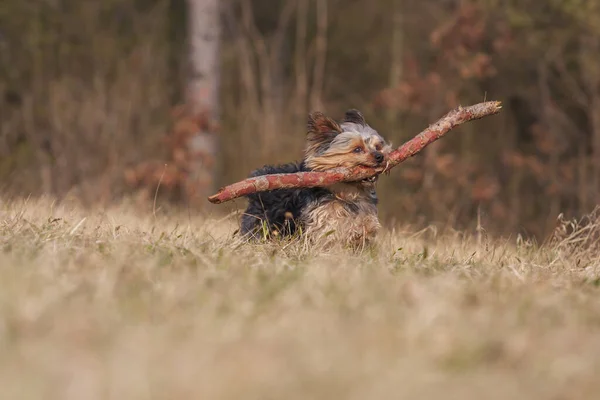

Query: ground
[0,197,599,399]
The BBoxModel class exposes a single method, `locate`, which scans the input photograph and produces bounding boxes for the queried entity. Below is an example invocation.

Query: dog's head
[304,109,392,172]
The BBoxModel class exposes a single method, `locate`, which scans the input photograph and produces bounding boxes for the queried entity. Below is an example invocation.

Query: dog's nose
[374,152,384,163]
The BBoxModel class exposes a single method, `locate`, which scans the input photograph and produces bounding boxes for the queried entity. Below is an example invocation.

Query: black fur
[239,161,332,239]
[343,109,366,126]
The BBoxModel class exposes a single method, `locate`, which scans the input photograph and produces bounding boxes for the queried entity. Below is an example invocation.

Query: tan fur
[305,132,391,171]
[301,186,381,249]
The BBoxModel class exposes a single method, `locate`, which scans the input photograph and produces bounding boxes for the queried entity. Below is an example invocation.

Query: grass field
[0,197,599,399]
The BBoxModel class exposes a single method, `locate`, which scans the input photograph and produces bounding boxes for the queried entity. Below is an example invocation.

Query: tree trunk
[386,0,403,132]
[185,0,221,203]
[580,33,600,206]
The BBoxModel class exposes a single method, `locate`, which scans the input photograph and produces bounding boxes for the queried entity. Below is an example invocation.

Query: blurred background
[1,0,599,240]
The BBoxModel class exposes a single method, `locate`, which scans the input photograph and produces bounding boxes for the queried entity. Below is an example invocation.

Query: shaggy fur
[240,109,392,248]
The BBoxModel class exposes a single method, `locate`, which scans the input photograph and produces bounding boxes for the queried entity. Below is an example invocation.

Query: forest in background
[1,0,600,240]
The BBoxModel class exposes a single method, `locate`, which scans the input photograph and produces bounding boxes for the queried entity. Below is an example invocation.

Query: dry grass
[0,197,599,399]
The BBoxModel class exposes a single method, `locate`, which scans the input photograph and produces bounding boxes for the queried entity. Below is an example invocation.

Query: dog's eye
[353,147,363,153]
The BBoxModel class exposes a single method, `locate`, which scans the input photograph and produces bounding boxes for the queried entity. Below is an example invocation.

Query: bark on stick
[208,101,502,204]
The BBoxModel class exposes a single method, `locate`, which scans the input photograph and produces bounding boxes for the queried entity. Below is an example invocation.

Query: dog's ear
[308,111,342,136]
[306,111,342,156]
[343,109,366,126]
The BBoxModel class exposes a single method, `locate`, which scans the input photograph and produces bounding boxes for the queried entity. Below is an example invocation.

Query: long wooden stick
[208,101,502,204]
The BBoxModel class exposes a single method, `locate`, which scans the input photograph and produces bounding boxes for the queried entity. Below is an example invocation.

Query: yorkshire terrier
[239,109,392,249]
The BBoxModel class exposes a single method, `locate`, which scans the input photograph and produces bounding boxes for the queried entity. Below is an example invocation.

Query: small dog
[239,109,392,249]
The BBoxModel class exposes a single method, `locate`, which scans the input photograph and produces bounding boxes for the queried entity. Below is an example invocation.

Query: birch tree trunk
[185,0,221,202]
[580,33,600,206]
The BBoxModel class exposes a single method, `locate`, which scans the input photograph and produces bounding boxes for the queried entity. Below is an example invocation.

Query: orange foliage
[124,105,218,203]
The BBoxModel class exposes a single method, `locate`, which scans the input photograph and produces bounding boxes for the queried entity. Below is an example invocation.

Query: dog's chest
[301,195,380,247]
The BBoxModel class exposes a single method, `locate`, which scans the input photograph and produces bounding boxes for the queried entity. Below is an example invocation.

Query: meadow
[0,197,599,399]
